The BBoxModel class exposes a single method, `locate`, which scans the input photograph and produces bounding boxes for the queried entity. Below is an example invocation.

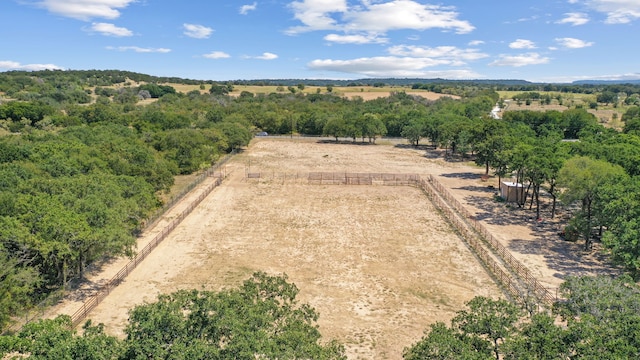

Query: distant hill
[572,79,640,85]
[4,69,640,91]
[230,78,533,87]
[0,69,532,87]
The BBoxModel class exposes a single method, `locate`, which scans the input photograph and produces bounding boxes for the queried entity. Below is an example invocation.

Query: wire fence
[419,175,557,307]
[142,151,234,230]
[244,171,557,307]
[64,168,555,328]
[246,172,420,186]
[69,175,223,327]
[60,153,233,328]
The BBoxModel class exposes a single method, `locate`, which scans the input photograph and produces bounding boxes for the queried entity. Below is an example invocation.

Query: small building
[500,181,525,203]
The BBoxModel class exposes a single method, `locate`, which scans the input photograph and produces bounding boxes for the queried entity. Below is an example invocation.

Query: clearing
[49,138,618,359]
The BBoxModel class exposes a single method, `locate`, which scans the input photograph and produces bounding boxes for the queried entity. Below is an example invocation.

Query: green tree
[323,115,347,142]
[501,313,571,360]
[472,119,508,175]
[622,106,640,134]
[601,178,640,277]
[403,322,491,360]
[361,113,387,143]
[523,135,566,219]
[0,316,121,359]
[452,297,521,360]
[561,108,597,139]
[596,90,617,105]
[122,272,346,359]
[0,241,41,329]
[558,156,628,250]
[554,275,640,358]
[209,84,229,96]
[401,121,424,146]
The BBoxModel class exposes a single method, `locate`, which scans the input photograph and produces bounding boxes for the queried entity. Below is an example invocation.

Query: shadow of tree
[459,192,620,281]
[508,238,619,281]
[394,144,434,150]
[441,172,483,180]
[317,139,376,146]
[63,256,122,302]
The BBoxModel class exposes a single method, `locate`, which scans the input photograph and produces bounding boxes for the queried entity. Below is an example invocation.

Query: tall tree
[601,178,640,278]
[558,156,628,250]
[122,272,346,359]
[451,297,521,360]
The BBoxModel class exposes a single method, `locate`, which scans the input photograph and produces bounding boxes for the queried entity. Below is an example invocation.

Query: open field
[95,82,459,103]
[169,83,458,101]
[498,91,628,127]
[50,138,620,359]
[52,139,501,359]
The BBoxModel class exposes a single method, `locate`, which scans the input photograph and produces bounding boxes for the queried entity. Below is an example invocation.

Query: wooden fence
[69,169,556,328]
[246,172,420,186]
[245,171,557,307]
[418,175,557,307]
[66,154,233,329]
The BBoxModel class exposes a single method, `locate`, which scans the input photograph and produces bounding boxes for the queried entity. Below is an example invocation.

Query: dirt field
[339,91,460,101]
[50,138,619,359]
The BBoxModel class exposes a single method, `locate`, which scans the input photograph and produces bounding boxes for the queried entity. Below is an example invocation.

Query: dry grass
[57,139,501,359]
[87,82,457,103]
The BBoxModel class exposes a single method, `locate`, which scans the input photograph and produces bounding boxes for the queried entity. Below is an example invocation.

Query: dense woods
[3,69,640,356]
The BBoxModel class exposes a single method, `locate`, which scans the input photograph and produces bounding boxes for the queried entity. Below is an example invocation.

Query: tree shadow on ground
[63,256,122,302]
[394,143,434,150]
[459,192,620,281]
[508,238,619,281]
[455,185,498,194]
[441,172,483,180]
[317,139,376,146]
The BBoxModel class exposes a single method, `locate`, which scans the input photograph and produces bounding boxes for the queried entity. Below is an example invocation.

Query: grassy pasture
[498,90,628,129]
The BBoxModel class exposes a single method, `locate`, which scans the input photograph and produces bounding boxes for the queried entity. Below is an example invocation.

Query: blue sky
[1,0,639,82]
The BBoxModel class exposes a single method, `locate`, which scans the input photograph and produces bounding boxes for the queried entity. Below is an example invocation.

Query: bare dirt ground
[340,91,460,101]
[49,138,619,359]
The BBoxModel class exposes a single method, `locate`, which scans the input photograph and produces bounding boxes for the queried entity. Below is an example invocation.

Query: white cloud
[240,2,257,15]
[509,39,537,49]
[89,22,132,36]
[203,51,231,59]
[183,23,213,39]
[324,33,388,44]
[0,60,63,71]
[557,12,590,25]
[287,0,347,33]
[247,52,278,60]
[468,40,485,46]
[286,0,473,35]
[106,46,171,53]
[306,42,488,78]
[489,53,550,67]
[33,0,136,21]
[555,37,594,48]
[307,56,481,78]
[387,45,489,63]
[582,0,640,24]
[344,1,474,34]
